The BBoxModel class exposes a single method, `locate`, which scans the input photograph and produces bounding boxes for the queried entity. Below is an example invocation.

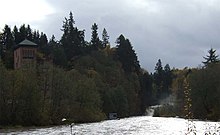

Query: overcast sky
[1,0,220,72]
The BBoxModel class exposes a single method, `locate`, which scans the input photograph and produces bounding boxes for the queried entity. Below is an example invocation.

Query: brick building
[14,39,38,69]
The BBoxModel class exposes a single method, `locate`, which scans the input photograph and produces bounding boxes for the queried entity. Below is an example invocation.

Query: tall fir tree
[139,70,154,111]
[163,64,172,94]
[102,28,109,48]
[33,30,40,44]
[26,25,33,41]
[15,24,35,43]
[91,23,102,50]
[116,34,140,73]
[0,32,3,60]
[153,59,164,98]
[0,25,14,68]
[0,25,14,50]
[60,12,85,61]
[39,32,48,55]
[154,59,163,86]
[49,35,67,67]
[202,48,219,66]
[12,26,20,44]
[18,24,27,42]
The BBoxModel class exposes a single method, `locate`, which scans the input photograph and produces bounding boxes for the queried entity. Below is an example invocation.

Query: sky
[1,0,220,72]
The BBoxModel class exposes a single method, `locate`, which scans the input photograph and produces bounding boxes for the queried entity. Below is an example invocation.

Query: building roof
[14,39,38,50]
[18,39,37,46]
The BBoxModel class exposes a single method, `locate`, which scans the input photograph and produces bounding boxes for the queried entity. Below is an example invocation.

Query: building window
[23,49,34,59]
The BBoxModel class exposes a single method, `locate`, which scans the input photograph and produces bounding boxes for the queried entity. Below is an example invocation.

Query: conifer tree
[49,35,57,47]
[0,25,14,68]
[91,23,102,50]
[154,59,163,86]
[39,32,48,55]
[60,12,85,61]
[16,24,35,43]
[0,25,14,50]
[49,35,67,67]
[202,48,219,66]
[12,26,20,44]
[0,32,2,60]
[102,28,109,48]
[18,24,27,42]
[33,30,40,44]
[163,64,172,94]
[26,24,33,41]
[153,59,164,98]
[116,34,140,73]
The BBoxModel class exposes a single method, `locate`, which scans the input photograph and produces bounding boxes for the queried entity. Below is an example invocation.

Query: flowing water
[1,116,220,135]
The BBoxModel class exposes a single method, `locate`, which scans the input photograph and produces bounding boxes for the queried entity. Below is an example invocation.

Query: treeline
[162,48,220,121]
[0,58,142,126]
[0,12,172,126]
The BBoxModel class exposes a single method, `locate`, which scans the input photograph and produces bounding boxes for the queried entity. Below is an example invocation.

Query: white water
[146,105,162,116]
[1,116,220,135]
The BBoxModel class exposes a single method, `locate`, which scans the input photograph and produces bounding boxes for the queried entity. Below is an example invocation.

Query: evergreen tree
[49,35,67,67]
[102,28,109,48]
[39,32,48,55]
[139,70,154,112]
[60,12,85,61]
[12,26,20,44]
[18,24,27,42]
[91,23,102,50]
[48,35,57,47]
[0,32,3,60]
[15,24,35,43]
[0,25,14,68]
[0,43,2,60]
[33,30,40,44]
[0,25,14,50]
[116,34,140,73]
[153,59,164,98]
[203,48,219,66]
[154,59,163,84]
[26,25,33,41]
[163,64,172,94]
[154,59,163,75]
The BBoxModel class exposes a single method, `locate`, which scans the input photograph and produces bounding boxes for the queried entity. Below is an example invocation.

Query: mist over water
[158,94,176,106]
[146,105,162,116]
[145,94,176,116]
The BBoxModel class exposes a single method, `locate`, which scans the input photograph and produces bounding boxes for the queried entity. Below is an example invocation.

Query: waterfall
[146,105,162,116]
[146,107,155,116]
[146,95,176,116]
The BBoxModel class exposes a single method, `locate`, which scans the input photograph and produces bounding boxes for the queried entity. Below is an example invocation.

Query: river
[1,116,220,135]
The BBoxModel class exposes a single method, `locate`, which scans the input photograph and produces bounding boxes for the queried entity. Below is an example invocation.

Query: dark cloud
[37,0,220,72]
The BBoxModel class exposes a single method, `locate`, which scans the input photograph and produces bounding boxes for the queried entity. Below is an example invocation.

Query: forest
[0,12,220,127]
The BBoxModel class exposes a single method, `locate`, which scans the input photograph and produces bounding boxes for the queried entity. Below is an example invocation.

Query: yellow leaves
[87,69,98,78]
[183,78,193,120]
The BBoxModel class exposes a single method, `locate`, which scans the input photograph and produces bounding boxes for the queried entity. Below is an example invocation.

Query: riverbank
[150,104,220,122]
